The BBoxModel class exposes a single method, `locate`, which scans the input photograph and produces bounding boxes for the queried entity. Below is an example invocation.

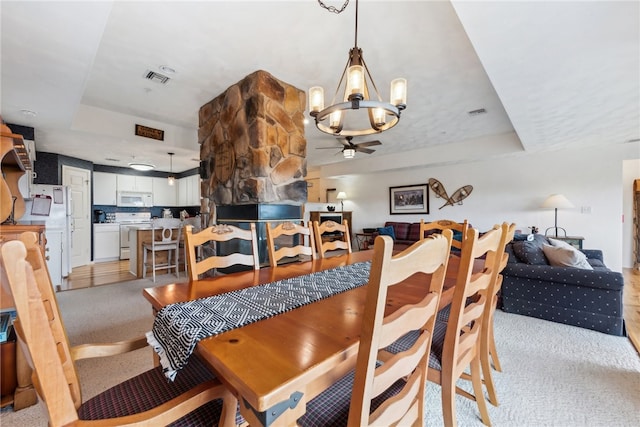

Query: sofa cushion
[386,222,410,241]
[376,225,396,240]
[407,223,422,242]
[512,239,548,265]
[542,244,593,270]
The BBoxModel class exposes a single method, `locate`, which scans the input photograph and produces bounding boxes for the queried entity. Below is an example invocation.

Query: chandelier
[309,0,407,137]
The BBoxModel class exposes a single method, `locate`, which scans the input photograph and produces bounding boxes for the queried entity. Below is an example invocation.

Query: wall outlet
[581,206,592,214]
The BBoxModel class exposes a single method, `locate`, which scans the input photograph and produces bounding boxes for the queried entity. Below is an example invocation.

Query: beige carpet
[2,274,639,426]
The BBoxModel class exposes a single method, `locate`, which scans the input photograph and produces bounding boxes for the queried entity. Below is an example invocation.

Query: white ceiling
[1,1,638,174]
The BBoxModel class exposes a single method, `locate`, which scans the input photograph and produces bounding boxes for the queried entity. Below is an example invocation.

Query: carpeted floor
[1,274,639,426]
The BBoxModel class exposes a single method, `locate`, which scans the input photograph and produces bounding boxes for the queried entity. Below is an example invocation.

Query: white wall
[623,159,640,268]
[307,143,640,272]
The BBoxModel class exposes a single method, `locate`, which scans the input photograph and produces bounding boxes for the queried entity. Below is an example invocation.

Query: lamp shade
[336,192,347,200]
[541,194,574,209]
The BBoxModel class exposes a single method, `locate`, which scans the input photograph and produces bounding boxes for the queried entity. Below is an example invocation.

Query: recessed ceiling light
[159,65,176,74]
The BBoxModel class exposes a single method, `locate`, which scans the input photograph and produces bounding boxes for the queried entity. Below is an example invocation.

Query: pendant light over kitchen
[167,152,175,186]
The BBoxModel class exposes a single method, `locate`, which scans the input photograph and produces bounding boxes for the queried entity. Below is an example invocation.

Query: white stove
[115,212,152,259]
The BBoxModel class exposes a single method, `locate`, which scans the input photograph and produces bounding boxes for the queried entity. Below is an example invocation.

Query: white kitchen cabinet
[93,171,118,205]
[116,174,153,192]
[152,177,177,207]
[93,223,121,262]
[177,174,200,206]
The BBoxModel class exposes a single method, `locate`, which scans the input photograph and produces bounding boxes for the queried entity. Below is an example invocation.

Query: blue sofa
[500,234,625,336]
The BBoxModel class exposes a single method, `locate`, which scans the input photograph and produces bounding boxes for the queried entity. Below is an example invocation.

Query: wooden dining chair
[297,231,453,426]
[385,225,505,426]
[176,216,203,276]
[184,222,260,281]
[0,232,240,427]
[437,222,515,408]
[142,217,181,282]
[420,218,469,251]
[483,223,516,383]
[433,225,505,426]
[266,221,316,267]
[312,219,352,258]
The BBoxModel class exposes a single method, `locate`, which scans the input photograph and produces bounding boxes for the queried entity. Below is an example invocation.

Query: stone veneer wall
[198,70,308,217]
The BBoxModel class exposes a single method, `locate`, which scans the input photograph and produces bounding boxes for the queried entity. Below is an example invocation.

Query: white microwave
[117,191,153,207]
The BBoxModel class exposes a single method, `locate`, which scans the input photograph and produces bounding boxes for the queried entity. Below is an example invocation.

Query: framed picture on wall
[389,184,429,215]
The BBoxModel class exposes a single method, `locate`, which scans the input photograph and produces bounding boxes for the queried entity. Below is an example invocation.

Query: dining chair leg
[470,356,492,426]
[152,249,156,283]
[481,340,499,407]
[489,318,502,372]
[442,375,457,427]
[142,248,147,279]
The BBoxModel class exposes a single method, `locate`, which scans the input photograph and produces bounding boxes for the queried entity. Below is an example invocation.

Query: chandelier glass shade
[309,0,406,137]
[167,152,175,186]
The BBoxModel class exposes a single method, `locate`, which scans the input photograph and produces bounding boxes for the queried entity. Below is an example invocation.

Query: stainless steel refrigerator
[21,184,73,289]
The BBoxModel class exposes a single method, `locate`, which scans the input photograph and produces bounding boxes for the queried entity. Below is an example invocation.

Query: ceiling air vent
[144,70,170,84]
[467,108,487,116]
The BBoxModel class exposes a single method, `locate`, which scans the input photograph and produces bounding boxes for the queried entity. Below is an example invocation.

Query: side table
[355,232,374,251]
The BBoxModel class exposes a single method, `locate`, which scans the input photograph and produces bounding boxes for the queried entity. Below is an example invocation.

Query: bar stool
[143,218,181,282]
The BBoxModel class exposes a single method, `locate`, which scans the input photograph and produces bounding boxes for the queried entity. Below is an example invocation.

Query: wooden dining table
[143,249,460,427]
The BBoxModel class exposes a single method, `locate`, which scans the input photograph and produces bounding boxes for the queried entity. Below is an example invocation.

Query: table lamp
[336,192,347,211]
[541,194,574,237]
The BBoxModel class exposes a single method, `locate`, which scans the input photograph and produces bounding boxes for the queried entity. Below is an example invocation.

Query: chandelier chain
[317,0,349,14]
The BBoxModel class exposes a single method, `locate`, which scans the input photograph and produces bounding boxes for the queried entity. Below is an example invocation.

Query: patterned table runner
[147,261,372,380]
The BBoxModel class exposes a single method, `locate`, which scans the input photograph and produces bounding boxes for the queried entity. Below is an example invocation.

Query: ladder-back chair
[420,219,469,251]
[0,232,239,426]
[184,223,260,281]
[312,219,352,258]
[297,231,453,426]
[266,221,316,267]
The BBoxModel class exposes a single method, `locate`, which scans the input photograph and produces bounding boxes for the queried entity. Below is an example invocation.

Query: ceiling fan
[316,136,382,158]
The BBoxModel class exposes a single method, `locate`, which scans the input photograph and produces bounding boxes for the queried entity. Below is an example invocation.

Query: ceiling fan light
[309,86,325,114]
[343,148,356,159]
[167,175,176,186]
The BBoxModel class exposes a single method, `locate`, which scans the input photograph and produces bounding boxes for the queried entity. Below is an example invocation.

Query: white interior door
[63,165,91,268]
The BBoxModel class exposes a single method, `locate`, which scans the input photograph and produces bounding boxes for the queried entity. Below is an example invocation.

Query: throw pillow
[542,244,593,270]
[376,226,396,240]
[511,240,548,265]
[548,237,576,250]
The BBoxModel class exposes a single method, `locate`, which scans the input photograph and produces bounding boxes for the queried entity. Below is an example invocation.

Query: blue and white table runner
[147,261,372,380]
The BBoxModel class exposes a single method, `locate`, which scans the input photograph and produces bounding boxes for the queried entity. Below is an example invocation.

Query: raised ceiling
[1,1,638,174]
